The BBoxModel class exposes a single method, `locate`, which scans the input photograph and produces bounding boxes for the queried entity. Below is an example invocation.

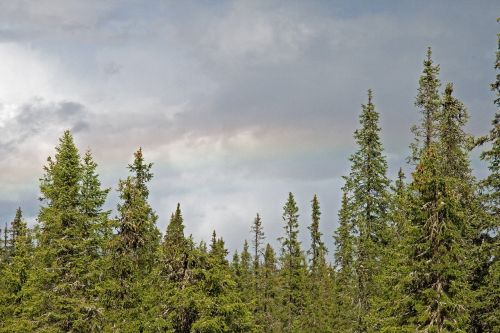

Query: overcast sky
[0,1,498,255]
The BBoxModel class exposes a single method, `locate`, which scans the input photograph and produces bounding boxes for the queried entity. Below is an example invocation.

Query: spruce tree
[307,194,326,272]
[162,203,189,282]
[251,213,265,270]
[236,240,253,306]
[471,27,500,332]
[343,90,390,332]
[278,192,307,332]
[401,83,474,332]
[23,131,105,332]
[303,194,334,332]
[258,243,282,332]
[191,233,255,332]
[0,208,33,332]
[333,191,356,331]
[372,169,410,331]
[104,148,160,332]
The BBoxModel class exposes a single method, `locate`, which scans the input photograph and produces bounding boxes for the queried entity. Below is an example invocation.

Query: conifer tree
[235,240,253,306]
[251,213,265,270]
[191,233,255,332]
[22,131,105,332]
[163,203,189,282]
[401,83,474,332]
[303,194,334,332]
[250,213,266,321]
[308,194,326,272]
[104,148,160,332]
[240,239,252,280]
[257,243,282,332]
[333,191,356,331]
[371,168,410,331]
[278,192,307,332]
[0,208,33,332]
[3,223,8,259]
[343,90,390,332]
[471,27,500,332]
[232,250,241,276]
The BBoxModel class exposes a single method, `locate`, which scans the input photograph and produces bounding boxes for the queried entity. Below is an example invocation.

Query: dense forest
[0,27,499,333]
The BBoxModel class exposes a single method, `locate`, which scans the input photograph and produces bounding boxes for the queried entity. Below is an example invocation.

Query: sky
[0,1,499,255]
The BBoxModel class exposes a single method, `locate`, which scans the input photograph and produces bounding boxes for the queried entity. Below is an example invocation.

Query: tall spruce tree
[104,148,160,332]
[23,131,106,332]
[303,194,335,332]
[343,90,390,332]
[278,192,307,332]
[401,83,474,332]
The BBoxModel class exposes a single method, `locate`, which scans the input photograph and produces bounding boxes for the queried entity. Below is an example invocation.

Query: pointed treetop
[411,47,441,161]
[250,212,265,269]
[164,203,185,246]
[308,194,326,270]
[128,147,153,198]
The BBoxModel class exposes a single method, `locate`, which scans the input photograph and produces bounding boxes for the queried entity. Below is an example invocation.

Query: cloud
[0,1,499,253]
[0,99,89,153]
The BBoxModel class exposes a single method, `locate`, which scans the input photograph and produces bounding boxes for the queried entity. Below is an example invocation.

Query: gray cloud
[0,100,89,153]
[0,1,499,253]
